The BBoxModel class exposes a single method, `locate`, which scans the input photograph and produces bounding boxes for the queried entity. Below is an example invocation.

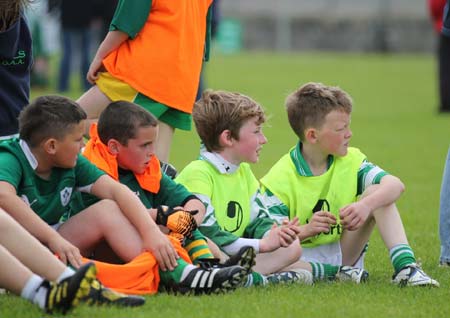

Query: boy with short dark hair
[260,82,439,287]
[81,100,250,294]
[0,95,246,296]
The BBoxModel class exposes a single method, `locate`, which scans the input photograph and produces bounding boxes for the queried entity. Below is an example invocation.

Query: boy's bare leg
[0,246,34,295]
[77,85,111,135]
[253,242,301,275]
[156,121,174,162]
[58,199,144,262]
[206,237,228,262]
[341,185,408,266]
[0,211,65,282]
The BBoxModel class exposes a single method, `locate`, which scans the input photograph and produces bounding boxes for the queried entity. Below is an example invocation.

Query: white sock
[180,264,197,282]
[56,267,75,283]
[20,274,47,309]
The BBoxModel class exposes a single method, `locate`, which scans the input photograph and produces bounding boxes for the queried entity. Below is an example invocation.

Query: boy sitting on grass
[0,95,246,296]
[176,90,368,286]
[260,82,439,287]
[79,100,252,294]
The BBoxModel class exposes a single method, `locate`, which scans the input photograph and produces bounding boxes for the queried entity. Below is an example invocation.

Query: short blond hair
[193,90,266,152]
[285,82,352,140]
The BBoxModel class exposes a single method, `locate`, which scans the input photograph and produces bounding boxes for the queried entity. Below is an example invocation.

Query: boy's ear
[218,129,233,147]
[43,138,57,155]
[106,139,121,155]
[304,128,318,143]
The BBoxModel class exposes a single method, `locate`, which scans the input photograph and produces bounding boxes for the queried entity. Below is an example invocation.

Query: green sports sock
[390,244,416,273]
[184,230,214,265]
[309,262,340,281]
[158,258,196,284]
[243,272,267,287]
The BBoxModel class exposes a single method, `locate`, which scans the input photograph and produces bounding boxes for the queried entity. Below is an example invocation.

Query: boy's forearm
[94,30,128,62]
[182,199,206,224]
[361,175,405,212]
[0,193,57,245]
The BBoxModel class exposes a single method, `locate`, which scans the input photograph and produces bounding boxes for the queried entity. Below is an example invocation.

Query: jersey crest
[60,187,73,207]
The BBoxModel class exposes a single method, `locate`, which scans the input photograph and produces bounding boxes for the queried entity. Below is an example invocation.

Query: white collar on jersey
[19,139,38,170]
[200,146,239,174]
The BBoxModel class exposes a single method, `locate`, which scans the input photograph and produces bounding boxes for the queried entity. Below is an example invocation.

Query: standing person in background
[92,0,118,40]
[57,0,93,92]
[77,0,214,172]
[438,0,450,267]
[428,0,450,113]
[0,0,33,140]
[196,0,221,101]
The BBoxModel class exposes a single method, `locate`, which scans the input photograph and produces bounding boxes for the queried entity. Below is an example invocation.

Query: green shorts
[96,72,192,130]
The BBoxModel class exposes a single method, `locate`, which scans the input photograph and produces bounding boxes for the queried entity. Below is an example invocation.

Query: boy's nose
[260,134,268,144]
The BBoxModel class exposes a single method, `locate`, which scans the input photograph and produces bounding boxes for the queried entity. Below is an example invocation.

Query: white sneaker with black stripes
[167,265,247,295]
[392,263,439,287]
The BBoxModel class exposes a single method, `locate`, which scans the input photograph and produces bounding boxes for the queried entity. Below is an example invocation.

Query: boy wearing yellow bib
[177,90,367,286]
[260,82,439,287]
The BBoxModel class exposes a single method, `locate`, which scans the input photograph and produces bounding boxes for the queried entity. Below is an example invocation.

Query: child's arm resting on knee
[91,175,179,271]
[339,175,405,231]
[0,181,82,267]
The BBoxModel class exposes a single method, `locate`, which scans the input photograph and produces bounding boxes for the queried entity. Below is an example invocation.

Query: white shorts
[300,242,365,268]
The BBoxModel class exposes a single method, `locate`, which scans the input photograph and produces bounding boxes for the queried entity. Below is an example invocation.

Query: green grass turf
[3,51,448,317]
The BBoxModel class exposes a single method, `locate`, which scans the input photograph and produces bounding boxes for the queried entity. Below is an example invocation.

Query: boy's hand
[260,224,283,252]
[48,235,83,268]
[279,217,300,246]
[339,202,370,231]
[144,229,179,271]
[155,205,198,238]
[86,57,103,84]
[305,211,337,237]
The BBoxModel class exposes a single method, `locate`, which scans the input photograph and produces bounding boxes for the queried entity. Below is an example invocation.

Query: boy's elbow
[388,175,405,194]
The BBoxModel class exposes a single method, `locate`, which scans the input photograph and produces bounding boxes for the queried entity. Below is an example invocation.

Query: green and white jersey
[0,139,104,225]
[176,150,276,255]
[260,143,387,248]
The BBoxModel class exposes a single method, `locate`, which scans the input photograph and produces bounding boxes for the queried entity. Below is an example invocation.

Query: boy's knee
[285,239,302,261]
[90,199,122,219]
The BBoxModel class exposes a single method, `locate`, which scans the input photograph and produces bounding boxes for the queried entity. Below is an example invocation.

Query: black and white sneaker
[198,246,256,275]
[222,246,256,274]
[392,263,439,287]
[163,265,247,295]
[336,266,369,284]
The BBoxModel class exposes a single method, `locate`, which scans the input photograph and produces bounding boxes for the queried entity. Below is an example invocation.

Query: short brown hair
[19,95,87,147]
[97,101,158,145]
[285,82,352,140]
[193,90,266,152]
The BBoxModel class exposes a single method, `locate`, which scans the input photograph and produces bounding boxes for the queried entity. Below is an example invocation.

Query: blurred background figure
[196,0,221,101]
[26,1,51,89]
[427,0,450,113]
[92,0,118,40]
[0,0,33,140]
[51,0,93,92]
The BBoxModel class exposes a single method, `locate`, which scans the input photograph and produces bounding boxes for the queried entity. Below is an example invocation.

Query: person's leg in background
[439,148,450,265]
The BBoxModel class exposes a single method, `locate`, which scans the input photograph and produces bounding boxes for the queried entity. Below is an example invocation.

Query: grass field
[2,51,450,317]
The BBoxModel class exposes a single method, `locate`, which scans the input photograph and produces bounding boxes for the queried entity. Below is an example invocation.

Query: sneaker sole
[71,263,98,308]
[237,248,256,274]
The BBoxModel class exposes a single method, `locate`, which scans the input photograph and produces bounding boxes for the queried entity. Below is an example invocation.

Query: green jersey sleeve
[74,155,105,191]
[259,186,291,223]
[0,151,22,190]
[109,0,152,38]
[152,174,196,207]
[196,193,240,248]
